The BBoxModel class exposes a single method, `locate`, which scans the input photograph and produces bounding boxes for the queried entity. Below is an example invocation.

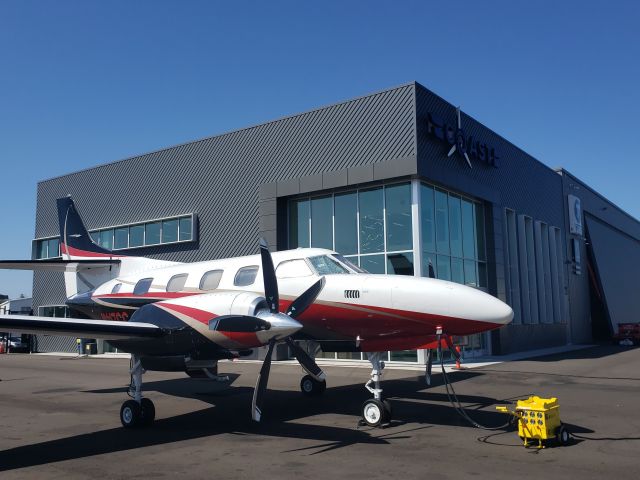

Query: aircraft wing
[0,260,120,272]
[0,315,163,340]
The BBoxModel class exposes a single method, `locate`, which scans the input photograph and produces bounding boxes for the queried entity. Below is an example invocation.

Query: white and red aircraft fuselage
[0,197,513,428]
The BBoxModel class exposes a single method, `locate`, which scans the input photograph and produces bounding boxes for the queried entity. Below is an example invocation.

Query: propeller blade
[286,277,325,319]
[425,348,433,386]
[259,238,279,313]
[464,152,472,169]
[286,338,325,382]
[456,106,461,129]
[251,339,275,422]
[210,315,270,333]
[447,144,457,157]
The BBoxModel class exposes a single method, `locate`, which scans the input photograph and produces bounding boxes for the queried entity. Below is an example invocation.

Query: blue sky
[0,0,638,299]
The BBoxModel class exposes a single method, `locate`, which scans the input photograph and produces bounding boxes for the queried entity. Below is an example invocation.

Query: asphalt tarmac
[1,346,639,479]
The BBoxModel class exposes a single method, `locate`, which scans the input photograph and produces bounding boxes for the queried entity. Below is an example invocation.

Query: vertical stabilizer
[57,196,120,259]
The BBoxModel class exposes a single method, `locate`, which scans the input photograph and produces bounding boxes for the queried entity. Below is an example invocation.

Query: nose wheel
[359,352,392,427]
[360,398,392,427]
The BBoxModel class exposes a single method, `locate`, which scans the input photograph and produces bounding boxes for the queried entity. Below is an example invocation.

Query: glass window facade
[34,237,61,259]
[421,183,487,288]
[289,182,414,274]
[162,219,179,243]
[290,179,490,363]
[87,215,194,252]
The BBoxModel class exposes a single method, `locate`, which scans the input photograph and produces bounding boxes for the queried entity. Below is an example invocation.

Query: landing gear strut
[360,352,392,427]
[120,355,155,428]
[296,341,327,396]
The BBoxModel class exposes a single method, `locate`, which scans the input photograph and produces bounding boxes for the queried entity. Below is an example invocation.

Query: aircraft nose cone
[487,295,514,325]
[447,283,514,326]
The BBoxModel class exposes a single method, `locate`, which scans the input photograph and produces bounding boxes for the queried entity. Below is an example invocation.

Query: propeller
[251,339,275,422]
[260,238,278,313]
[251,239,326,422]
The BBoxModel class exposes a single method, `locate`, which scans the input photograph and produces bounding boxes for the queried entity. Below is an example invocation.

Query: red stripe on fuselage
[278,299,500,337]
[156,302,216,324]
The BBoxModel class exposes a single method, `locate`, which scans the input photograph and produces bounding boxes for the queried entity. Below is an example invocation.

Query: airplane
[0,197,513,428]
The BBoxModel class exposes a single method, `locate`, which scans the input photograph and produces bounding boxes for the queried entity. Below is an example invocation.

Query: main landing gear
[359,352,392,427]
[296,341,327,396]
[120,355,155,428]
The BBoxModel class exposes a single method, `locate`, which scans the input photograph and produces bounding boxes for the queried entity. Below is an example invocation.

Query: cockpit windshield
[331,254,367,273]
[307,255,351,275]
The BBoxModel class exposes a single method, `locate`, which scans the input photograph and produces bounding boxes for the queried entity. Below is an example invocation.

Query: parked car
[8,333,30,353]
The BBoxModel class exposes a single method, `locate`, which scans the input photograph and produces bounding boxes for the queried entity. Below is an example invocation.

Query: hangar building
[30,81,640,361]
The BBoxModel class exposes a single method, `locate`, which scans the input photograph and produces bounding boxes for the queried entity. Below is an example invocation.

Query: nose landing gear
[359,352,392,427]
[120,355,155,428]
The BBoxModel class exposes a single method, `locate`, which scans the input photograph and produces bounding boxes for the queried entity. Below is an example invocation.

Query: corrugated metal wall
[414,84,569,353]
[33,83,417,312]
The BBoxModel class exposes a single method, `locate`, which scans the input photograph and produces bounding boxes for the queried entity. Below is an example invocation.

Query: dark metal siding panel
[415,83,567,354]
[33,84,417,308]
[585,214,640,332]
[415,83,564,228]
[33,334,76,353]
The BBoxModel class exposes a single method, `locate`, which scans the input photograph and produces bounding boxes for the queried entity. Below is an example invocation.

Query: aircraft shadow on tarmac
[0,370,526,471]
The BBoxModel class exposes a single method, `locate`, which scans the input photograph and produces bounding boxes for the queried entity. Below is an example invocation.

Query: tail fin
[57,196,120,259]
[56,196,176,297]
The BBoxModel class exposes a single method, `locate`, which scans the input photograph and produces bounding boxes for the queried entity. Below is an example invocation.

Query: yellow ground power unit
[496,396,570,449]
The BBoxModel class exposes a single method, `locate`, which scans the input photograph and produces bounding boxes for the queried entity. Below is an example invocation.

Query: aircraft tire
[140,398,156,426]
[300,375,326,396]
[120,400,142,428]
[361,399,388,427]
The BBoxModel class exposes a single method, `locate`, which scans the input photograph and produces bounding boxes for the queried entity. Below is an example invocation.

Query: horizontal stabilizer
[0,259,120,272]
[0,315,162,340]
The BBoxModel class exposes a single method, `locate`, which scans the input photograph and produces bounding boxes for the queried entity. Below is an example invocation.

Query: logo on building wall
[568,194,583,235]
[426,107,500,168]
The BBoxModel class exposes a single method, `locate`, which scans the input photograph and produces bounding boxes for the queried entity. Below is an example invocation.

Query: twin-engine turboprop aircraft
[0,197,513,428]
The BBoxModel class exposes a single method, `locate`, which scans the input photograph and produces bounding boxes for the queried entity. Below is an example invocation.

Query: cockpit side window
[308,255,350,275]
[276,259,313,278]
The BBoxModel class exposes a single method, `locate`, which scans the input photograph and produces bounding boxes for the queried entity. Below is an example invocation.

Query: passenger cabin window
[234,266,259,286]
[111,283,122,294]
[133,278,153,295]
[166,273,188,293]
[199,270,223,291]
[308,255,350,275]
[276,259,313,279]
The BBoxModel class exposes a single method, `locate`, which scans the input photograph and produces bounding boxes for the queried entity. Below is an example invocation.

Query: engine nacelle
[160,291,268,318]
